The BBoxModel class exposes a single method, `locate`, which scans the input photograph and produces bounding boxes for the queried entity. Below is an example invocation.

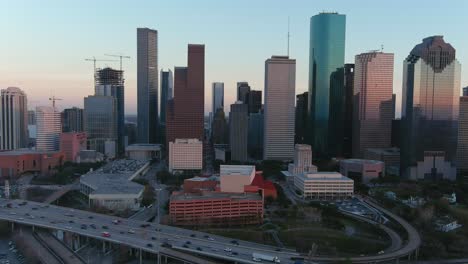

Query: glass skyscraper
[308,12,346,157]
[401,36,461,180]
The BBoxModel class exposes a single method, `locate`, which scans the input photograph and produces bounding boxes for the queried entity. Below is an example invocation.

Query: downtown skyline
[2,0,468,116]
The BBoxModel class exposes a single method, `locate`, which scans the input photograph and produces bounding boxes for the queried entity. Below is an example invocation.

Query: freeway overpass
[0,198,420,264]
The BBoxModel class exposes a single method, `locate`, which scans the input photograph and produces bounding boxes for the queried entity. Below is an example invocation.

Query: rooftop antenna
[287,16,291,57]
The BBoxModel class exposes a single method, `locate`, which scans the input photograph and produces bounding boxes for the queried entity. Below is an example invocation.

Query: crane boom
[104,54,131,71]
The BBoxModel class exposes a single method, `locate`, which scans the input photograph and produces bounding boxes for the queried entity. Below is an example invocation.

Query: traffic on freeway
[0,199,301,264]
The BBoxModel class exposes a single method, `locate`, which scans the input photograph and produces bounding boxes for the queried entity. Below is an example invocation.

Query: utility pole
[287,16,290,57]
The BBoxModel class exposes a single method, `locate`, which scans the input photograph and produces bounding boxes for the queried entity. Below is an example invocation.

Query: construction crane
[85,56,118,73]
[104,54,131,71]
[49,96,62,108]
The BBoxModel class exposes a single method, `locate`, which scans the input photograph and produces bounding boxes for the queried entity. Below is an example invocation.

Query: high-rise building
[137,28,158,144]
[169,138,203,173]
[166,44,205,146]
[0,87,28,150]
[457,96,468,171]
[246,90,262,114]
[308,12,346,157]
[212,82,224,114]
[295,92,308,144]
[62,107,84,133]
[248,112,263,160]
[160,69,173,125]
[343,64,355,157]
[36,106,61,151]
[95,67,125,154]
[463,86,468,97]
[211,108,228,144]
[401,36,461,180]
[230,102,248,162]
[84,95,117,155]
[27,110,35,125]
[237,82,251,103]
[352,52,394,158]
[264,56,296,160]
[160,69,173,145]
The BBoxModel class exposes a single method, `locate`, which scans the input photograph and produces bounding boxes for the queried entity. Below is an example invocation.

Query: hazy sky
[1,0,467,116]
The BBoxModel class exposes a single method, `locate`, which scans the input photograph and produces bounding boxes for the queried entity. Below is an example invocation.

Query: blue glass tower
[308,12,346,157]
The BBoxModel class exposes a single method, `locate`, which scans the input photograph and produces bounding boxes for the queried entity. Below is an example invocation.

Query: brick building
[60,132,87,162]
[0,150,64,178]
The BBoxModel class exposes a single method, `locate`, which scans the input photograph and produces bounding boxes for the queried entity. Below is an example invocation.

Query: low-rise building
[60,132,87,162]
[126,143,161,161]
[294,172,354,200]
[79,159,149,212]
[169,139,203,173]
[183,176,219,193]
[283,144,318,182]
[76,150,104,163]
[364,147,400,168]
[169,191,263,226]
[340,159,385,184]
[434,216,462,232]
[0,149,64,178]
[219,165,256,193]
[409,151,456,181]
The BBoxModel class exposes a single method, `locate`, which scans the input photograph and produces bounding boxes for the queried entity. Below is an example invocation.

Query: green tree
[141,185,155,207]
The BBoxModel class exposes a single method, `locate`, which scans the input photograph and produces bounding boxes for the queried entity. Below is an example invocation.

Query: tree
[141,185,155,207]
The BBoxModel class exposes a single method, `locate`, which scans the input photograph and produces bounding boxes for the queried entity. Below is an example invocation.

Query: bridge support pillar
[102,241,106,253]
[10,222,14,232]
[139,248,142,264]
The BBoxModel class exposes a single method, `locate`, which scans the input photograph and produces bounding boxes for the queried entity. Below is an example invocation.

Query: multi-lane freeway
[0,198,299,264]
[0,197,420,264]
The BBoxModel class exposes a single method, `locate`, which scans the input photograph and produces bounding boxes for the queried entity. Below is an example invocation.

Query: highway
[0,198,420,264]
[0,198,299,264]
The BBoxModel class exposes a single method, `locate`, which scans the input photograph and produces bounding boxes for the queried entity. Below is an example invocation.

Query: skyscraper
[84,95,117,155]
[463,86,468,97]
[137,28,158,144]
[166,44,205,146]
[62,107,84,132]
[211,108,228,144]
[401,36,461,180]
[457,96,468,171]
[295,92,308,144]
[248,111,264,159]
[237,82,251,103]
[0,87,28,150]
[230,102,248,162]
[36,106,61,151]
[308,12,346,157]
[160,69,173,125]
[246,90,262,114]
[264,56,296,160]
[343,64,354,157]
[212,82,224,114]
[352,52,394,158]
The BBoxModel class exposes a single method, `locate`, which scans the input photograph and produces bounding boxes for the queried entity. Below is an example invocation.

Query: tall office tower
[62,107,84,132]
[237,82,251,103]
[36,106,61,151]
[0,87,28,150]
[352,52,394,158]
[343,64,355,157]
[463,86,468,96]
[137,28,158,144]
[308,12,346,157]
[457,96,468,171]
[401,36,461,180]
[264,56,296,160]
[212,82,224,114]
[211,109,228,144]
[230,102,248,162]
[84,95,117,155]
[28,110,35,125]
[166,44,205,146]
[295,92,308,144]
[160,69,173,125]
[95,67,125,154]
[246,90,262,114]
[248,112,264,159]
[160,69,173,145]
[392,94,396,119]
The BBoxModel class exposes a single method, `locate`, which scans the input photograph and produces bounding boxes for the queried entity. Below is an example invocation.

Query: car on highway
[224,247,232,252]
[190,234,196,237]
[146,243,153,248]
[80,224,87,229]
[112,219,121,224]
[90,224,96,229]
[230,240,239,245]
[185,241,191,245]
[101,232,111,237]
[183,244,189,248]
[161,242,171,248]
[102,225,108,229]
[196,247,202,251]
[128,229,135,234]
[151,236,156,240]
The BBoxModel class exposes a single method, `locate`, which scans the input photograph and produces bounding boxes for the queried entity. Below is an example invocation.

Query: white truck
[252,252,281,263]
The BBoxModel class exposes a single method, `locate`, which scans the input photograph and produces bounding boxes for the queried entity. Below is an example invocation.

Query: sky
[1,0,468,117]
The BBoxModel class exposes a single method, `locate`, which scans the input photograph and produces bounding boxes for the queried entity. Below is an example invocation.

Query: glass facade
[401,36,461,179]
[84,95,117,154]
[308,13,346,157]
